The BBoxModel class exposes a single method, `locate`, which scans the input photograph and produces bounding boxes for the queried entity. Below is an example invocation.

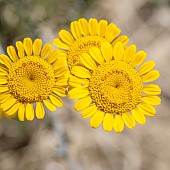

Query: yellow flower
[68,42,161,132]
[53,18,129,71]
[0,38,69,121]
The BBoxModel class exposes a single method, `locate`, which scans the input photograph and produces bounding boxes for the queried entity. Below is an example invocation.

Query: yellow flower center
[89,61,143,114]
[68,36,106,70]
[7,56,55,103]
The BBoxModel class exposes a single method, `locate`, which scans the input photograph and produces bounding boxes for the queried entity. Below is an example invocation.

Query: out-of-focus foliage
[0,0,94,49]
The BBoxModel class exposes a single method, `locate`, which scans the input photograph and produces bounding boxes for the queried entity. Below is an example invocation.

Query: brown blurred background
[0,0,170,169]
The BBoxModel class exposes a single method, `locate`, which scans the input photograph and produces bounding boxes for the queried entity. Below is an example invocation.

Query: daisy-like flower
[0,38,68,121]
[68,42,161,132]
[53,18,129,71]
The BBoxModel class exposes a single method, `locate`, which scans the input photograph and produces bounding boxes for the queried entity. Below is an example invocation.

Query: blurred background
[0,0,170,169]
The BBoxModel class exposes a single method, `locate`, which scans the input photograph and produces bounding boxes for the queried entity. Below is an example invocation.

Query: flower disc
[89,60,143,114]
[8,56,55,103]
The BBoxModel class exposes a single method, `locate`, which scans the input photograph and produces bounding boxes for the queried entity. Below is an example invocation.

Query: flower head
[0,38,69,121]
[53,18,129,71]
[68,42,161,132]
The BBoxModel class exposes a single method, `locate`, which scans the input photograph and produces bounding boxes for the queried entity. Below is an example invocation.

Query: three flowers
[0,18,161,132]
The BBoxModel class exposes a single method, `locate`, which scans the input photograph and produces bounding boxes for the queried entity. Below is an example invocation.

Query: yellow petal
[52,86,66,97]
[142,96,161,105]
[23,38,33,56]
[0,86,9,93]
[33,39,42,56]
[52,57,67,69]
[5,102,22,115]
[138,61,156,75]
[69,75,89,88]
[59,30,74,45]
[90,110,104,128]
[56,77,68,86]
[113,115,124,133]
[80,53,97,70]
[131,51,147,67]
[141,70,160,82]
[71,66,91,78]
[0,65,8,71]
[18,104,25,121]
[7,45,18,62]
[101,42,113,62]
[88,18,98,36]
[54,66,68,77]
[0,93,10,103]
[122,112,136,128]
[143,84,161,95]
[0,92,8,101]
[138,102,156,117]
[16,41,25,58]
[49,94,63,107]
[112,35,129,47]
[0,54,12,68]
[26,103,34,121]
[0,67,8,75]
[1,96,17,111]
[131,108,146,125]
[70,21,82,39]
[78,18,89,36]
[43,99,56,112]
[74,96,92,111]
[41,43,52,59]
[105,24,121,43]
[68,87,89,99]
[47,50,59,64]
[89,47,104,64]
[53,38,70,50]
[36,102,45,119]
[113,42,124,61]
[103,113,113,132]
[81,104,97,118]
[0,70,8,76]
[123,44,136,63]
[0,75,7,79]
[98,20,108,37]
[0,77,7,84]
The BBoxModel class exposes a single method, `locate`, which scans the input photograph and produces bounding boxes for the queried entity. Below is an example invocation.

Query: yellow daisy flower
[0,38,69,121]
[68,42,161,132]
[53,18,129,71]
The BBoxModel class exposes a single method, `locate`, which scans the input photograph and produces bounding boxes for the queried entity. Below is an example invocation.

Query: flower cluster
[0,18,161,133]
